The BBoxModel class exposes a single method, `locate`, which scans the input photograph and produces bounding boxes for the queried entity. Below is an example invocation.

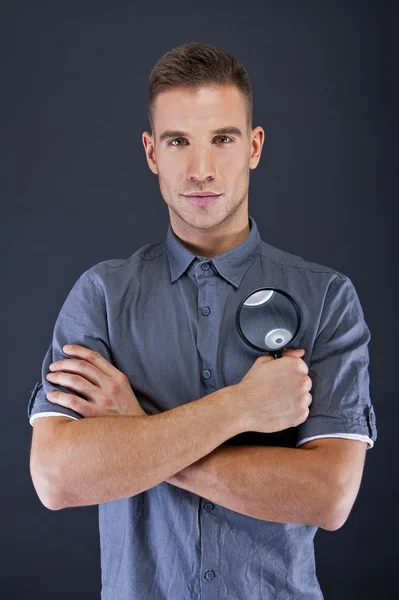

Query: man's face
[142,84,264,232]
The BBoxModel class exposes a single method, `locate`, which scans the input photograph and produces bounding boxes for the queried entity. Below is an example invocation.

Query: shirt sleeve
[27,270,113,427]
[296,275,377,450]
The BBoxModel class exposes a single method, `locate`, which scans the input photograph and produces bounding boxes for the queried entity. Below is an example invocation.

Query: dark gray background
[2,1,397,598]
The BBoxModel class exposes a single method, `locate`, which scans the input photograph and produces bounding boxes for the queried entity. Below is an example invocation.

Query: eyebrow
[159,126,243,143]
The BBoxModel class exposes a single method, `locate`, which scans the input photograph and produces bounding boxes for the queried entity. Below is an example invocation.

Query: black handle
[273,350,283,359]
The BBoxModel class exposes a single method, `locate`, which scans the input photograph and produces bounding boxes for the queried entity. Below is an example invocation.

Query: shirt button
[204,570,216,581]
[201,307,210,316]
[201,262,210,270]
[203,369,211,379]
[203,501,214,512]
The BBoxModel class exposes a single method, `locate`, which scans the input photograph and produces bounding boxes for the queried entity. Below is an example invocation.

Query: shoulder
[257,239,349,295]
[259,239,346,278]
[81,240,166,293]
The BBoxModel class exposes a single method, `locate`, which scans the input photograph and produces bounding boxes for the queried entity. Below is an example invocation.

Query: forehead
[154,85,246,130]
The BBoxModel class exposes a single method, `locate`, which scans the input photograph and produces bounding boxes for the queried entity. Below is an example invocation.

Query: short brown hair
[148,42,253,138]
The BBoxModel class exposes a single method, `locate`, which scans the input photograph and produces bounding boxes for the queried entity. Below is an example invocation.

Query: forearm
[167,444,337,529]
[43,387,244,509]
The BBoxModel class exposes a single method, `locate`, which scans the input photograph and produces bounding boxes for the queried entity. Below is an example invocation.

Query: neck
[169,215,251,259]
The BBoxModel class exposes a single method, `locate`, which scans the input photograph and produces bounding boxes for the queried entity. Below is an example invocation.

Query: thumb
[261,348,305,361]
[283,348,305,356]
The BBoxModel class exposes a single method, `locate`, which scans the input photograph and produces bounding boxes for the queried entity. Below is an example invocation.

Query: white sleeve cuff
[296,432,374,450]
[29,412,79,427]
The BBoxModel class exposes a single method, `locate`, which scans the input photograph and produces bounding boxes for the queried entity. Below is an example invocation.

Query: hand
[45,344,147,418]
[233,348,312,434]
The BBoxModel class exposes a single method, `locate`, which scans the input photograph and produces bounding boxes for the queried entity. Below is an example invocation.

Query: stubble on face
[158,162,250,234]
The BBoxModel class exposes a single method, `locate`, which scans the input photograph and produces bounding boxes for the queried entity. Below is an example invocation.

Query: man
[28,42,377,600]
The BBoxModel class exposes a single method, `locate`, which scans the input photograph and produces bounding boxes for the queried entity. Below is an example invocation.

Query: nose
[186,146,216,182]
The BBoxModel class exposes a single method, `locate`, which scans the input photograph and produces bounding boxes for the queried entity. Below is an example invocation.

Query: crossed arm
[165,437,368,531]
[36,346,367,529]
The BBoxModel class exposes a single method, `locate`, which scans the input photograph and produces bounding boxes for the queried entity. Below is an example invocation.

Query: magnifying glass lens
[236,288,301,358]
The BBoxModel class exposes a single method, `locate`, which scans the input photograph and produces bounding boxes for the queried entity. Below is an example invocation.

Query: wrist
[217,384,249,435]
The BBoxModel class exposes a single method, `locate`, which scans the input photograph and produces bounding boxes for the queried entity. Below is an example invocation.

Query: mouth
[183,194,222,207]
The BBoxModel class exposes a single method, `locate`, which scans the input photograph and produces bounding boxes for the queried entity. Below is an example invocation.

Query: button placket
[196,261,221,598]
[196,261,217,393]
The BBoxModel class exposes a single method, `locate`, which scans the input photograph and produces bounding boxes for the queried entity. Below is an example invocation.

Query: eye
[169,136,233,146]
[215,136,233,144]
[169,138,185,146]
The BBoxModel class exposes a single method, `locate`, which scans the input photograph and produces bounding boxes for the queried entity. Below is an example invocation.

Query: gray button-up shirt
[28,215,377,599]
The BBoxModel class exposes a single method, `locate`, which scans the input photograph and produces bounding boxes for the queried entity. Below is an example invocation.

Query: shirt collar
[165,214,261,289]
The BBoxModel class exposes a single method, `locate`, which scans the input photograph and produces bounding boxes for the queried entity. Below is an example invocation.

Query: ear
[142,131,158,175]
[249,126,265,170]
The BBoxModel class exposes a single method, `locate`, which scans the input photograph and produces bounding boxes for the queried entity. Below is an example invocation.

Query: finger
[262,348,305,361]
[62,345,117,378]
[46,390,97,418]
[46,371,98,400]
[49,358,102,386]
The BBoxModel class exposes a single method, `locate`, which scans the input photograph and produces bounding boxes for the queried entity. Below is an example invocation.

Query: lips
[184,193,222,206]
[184,192,220,197]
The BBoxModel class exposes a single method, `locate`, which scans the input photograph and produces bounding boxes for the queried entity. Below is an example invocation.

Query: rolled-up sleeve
[296,275,377,450]
[27,270,112,426]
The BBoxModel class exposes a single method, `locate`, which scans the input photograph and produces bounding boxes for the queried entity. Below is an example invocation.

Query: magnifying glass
[236,287,302,359]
